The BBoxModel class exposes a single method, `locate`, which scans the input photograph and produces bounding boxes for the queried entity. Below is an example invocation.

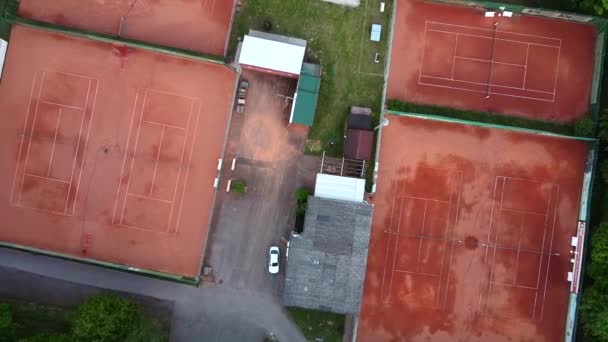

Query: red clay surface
[358,114,587,341]
[0,25,236,277]
[387,0,597,122]
[18,0,234,56]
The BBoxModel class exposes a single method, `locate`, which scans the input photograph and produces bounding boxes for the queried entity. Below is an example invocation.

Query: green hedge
[386,99,577,136]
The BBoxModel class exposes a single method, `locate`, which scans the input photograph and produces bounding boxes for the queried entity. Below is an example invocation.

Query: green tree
[574,116,595,137]
[581,282,608,341]
[71,293,140,342]
[19,334,71,342]
[587,222,608,279]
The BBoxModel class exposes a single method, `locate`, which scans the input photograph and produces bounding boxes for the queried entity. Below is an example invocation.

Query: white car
[268,246,280,274]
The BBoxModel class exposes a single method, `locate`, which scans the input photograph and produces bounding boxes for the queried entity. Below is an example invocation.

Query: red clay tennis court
[0,25,236,278]
[387,0,596,122]
[357,114,588,341]
[18,0,235,56]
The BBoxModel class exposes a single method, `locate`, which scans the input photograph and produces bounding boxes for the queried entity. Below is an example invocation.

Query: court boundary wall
[3,9,227,66]
[0,1,241,286]
[384,110,598,342]
[423,0,608,122]
[0,242,199,285]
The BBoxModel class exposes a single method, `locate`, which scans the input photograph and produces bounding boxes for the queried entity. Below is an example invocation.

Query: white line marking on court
[451,34,459,80]
[45,70,99,81]
[486,177,499,262]
[384,230,449,241]
[540,185,560,320]
[523,44,530,89]
[418,22,429,86]
[426,29,561,49]
[146,87,199,100]
[11,72,39,204]
[533,185,554,320]
[513,215,525,285]
[40,101,83,111]
[24,173,70,184]
[551,46,562,102]
[47,108,62,177]
[120,89,148,224]
[388,178,408,301]
[127,193,172,203]
[500,208,548,216]
[394,269,440,277]
[442,171,462,308]
[381,168,402,302]
[149,126,165,197]
[426,21,562,43]
[18,72,47,204]
[167,99,196,233]
[64,79,93,215]
[455,56,527,68]
[143,120,185,131]
[486,177,506,311]
[419,75,554,94]
[416,201,429,272]
[113,91,140,224]
[14,203,73,217]
[418,81,556,102]
[489,281,538,291]
[174,99,202,231]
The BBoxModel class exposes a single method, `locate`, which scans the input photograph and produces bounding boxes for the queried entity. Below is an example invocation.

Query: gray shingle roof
[283,196,373,314]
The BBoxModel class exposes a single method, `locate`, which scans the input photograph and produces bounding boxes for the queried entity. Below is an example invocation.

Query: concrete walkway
[0,248,306,342]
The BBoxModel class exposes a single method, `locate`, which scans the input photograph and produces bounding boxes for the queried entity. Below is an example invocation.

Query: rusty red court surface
[0,25,236,277]
[18,0,235,56]
[388,0,596,122]
[357,114,587,341]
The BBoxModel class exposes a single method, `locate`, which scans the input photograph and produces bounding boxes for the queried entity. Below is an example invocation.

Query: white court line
[416,201,429,272]
[481,243,557,256]
[18,72,47,204]
[394,269,440,277]
[146,87,199,100]
[402,195,449,204]
[418,22,429,86]
[11,72,39,204]
[419,75,555,94]
[426,29,561,50]
[490,281,538,291]
[46,108,62,177]
[387,176,408,301]
[523,44,530,89]
[513,215,526,285]
[551,47,562,102]
[24,173,70,184]
[418,81,556,102]
[120,90,148,224]
[436,177,454,307]
[64,79,93,215]
[40,100,82,111]
[14,203,73,217]
[116,222,171,235]
[69,79,99,216]
[45,70,99,81]
[127,193,172,203]
[143,120,185,131]
[426,21,562,43]
[149,126,165,197]
[485,177,500,262]
[500,208,548,216]
[456,56,527,68]
[451,34,459,80]
[486,177,506,311]
[383,230,449,241]
[442,171,462,308]
[112,91,140,224]
[380,168,402,301]
[533,185,554,320]
[540,185,560,320]
[166,99,196,233]
[174,100,203,231]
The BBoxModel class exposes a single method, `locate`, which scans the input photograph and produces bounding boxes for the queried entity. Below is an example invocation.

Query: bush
[574,116,595,137]
[0,303,16,342]
[600,160,608,184]
[19,334,71,342]
[295,188,311,217]
[581,282,608,342]
[232,180,247,194]
[71,294,140,342]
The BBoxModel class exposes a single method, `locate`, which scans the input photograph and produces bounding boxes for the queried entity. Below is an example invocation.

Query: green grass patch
[387,99,579,136]
[286,307,345,342]
[1,299,74,340]
[0,0,10,40]
[229,0,390,155]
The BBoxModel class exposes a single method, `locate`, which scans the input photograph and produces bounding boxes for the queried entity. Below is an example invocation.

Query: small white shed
[314,173,366,203]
